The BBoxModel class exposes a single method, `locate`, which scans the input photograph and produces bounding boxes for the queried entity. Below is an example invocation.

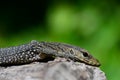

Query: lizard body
[0,40,100,66]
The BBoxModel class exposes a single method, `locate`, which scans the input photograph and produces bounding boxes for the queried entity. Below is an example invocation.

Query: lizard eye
[82,52,89,57]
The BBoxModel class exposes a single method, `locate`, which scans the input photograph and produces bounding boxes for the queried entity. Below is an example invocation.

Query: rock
[0,58,107,80]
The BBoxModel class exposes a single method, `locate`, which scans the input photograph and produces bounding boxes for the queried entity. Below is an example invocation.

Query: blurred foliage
[0,1,120,80]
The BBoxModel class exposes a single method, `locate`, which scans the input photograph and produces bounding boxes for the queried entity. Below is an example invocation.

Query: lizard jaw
[74,57,101,67]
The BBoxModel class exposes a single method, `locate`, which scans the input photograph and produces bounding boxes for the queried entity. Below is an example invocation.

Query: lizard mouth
[72,57,101,67]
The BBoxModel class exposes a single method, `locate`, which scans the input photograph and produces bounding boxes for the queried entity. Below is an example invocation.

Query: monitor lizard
[0,40,100,67]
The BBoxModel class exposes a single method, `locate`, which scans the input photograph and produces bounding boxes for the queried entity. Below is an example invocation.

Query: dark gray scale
[0,44,30,57]
[41,42,83,52]
[0,40,43,65]
[39,42,76,59]
[0,40,79,66]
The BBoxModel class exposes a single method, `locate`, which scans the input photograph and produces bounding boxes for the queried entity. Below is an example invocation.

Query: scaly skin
[0,40,100,66]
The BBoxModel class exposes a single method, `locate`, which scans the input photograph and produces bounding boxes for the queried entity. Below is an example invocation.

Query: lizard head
[71,48,101,67]
[61,43,101,67]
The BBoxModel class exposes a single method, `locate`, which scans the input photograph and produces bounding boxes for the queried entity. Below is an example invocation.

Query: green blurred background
[0,1,120,80]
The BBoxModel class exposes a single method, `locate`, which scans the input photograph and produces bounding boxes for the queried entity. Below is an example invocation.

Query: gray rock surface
[0,58,107,80]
